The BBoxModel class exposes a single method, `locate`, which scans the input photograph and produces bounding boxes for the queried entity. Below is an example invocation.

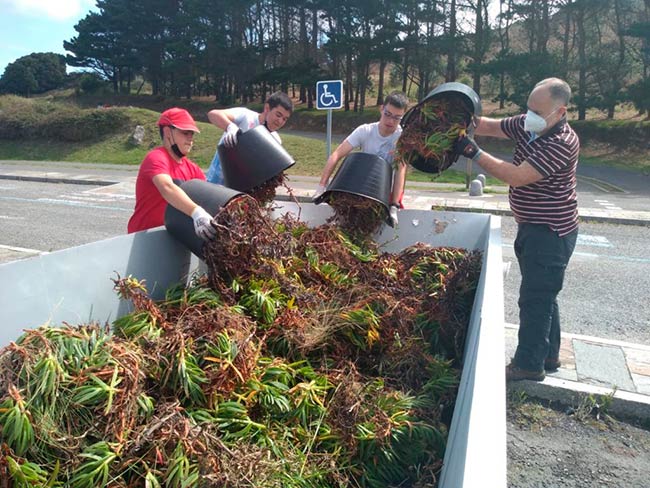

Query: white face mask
[524,110,548,133]
[524,107,561,134]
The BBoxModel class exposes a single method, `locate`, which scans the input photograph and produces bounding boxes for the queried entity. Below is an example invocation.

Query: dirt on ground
[507,393,650,488]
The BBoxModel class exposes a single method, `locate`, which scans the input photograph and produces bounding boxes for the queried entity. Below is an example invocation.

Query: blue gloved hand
[191,206,216,241]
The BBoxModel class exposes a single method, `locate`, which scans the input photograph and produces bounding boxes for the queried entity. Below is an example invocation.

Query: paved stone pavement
[1,167,649,421]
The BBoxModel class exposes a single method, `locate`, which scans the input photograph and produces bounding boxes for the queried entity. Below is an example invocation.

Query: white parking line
[502,243,650,264]
[577,234,613,247]
[0,195,131,211]
[0,244,43,254]
[593,199,623,211]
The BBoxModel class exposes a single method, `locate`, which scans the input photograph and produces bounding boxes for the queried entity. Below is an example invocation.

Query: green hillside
[0,95,327,174]
[0,95,648,181]
[0,95,475,184]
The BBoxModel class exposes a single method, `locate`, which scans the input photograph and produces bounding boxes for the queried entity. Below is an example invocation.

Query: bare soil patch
[507,394,650,488]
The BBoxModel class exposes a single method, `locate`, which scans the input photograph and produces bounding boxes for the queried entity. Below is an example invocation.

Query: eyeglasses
[383,110,403,122]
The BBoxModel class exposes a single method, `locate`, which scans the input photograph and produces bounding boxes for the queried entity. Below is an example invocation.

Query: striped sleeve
[526,131,580,177]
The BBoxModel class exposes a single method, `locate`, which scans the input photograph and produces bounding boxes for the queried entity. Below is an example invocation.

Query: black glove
[454,135,482,160]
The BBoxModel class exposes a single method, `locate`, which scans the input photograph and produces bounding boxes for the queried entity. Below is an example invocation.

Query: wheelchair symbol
[319,84,339,107]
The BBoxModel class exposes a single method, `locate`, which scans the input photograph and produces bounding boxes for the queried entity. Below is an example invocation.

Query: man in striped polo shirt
[454,78,580,382]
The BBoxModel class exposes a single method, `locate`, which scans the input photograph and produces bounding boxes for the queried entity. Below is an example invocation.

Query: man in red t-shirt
[128,108,216,240]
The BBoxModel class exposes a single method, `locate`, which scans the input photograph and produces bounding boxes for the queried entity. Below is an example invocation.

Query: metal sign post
[316,80,344,158]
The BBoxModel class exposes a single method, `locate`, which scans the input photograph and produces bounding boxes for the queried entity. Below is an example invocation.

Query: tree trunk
[311,6,318,57]
[376,58,386,106]
[446,0,458,81]
[402,47,409,92]
[280,3,290,93]
[346,51,353,111]
[645,0,650,80]
[562,1,572,78]
[112,67,118,94]
[359,61,369,112]
[472,0,484,95]
[299,6,309,104]
[497,0,512,109]
[575,3,587,120]
[538,0,550,53]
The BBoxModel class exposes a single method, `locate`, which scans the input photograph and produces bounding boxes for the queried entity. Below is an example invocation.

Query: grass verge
[0,105,500,185]
[1,100,644,183]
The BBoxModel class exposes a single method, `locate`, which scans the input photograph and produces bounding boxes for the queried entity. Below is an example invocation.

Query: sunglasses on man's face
[382,110,403,122]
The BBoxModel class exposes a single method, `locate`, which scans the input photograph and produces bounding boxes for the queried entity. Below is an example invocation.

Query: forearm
[474,151,540,188]
[319,155,339,185]
[390,163,406,205]
[158,183,200,216]
[320,141,353,185]
[207,110,233,130]
[474,116,507,139]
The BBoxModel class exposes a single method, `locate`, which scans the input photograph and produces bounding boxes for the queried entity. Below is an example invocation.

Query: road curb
[434,205,650,227]
[507,376,650,422]
[6,173,650,227]
[0,174,117,186]
[273,194,650,226]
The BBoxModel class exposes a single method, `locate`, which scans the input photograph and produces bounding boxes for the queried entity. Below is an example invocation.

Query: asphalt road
[0,179,131,252]
[1,177,649,346]
[500,217,650,345]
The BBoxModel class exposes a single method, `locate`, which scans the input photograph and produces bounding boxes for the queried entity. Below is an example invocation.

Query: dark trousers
[513,223,578,371]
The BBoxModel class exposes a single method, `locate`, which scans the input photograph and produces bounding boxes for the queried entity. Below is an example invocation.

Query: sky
[0,0,505,78]
[0,0,97,76]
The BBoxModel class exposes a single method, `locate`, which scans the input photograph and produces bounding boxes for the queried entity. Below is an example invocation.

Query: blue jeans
[206,149,224,184]
[513,223,578,371]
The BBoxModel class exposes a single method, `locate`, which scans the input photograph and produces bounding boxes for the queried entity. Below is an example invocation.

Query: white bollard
[477,174,486,187]
[469,179,483,196]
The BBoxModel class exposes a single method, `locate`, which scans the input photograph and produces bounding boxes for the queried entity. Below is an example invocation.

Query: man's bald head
[533,78,571,107]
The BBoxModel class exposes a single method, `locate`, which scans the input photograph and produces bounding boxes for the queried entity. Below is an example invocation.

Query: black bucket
[164,179,244,260]
[314,152,392,212]
[218,125,296,192]
[400,82,482,174]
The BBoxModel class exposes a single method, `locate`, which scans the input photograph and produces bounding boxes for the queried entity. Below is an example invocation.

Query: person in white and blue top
[206,92,293,184]
[315,91,409,227]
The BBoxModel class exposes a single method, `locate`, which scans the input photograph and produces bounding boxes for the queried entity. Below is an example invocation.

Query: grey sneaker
[506,362,545,382]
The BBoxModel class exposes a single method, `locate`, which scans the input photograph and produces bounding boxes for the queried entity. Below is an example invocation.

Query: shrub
[0,95,130,141]
[627,78,650,116]
[40,106,131,142]
[78,73,109,95]
[571,119,650,149]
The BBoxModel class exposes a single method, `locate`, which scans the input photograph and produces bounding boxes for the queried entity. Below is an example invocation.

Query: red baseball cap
[157,107,200,133]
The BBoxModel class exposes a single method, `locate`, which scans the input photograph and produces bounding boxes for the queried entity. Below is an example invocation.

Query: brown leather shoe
[506,363,545,382]
[544,358,561,371]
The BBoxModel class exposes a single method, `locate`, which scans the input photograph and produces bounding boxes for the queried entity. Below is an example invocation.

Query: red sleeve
[140,148,173,180]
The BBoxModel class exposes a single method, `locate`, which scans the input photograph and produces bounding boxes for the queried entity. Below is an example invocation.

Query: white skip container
[0,203,506,488]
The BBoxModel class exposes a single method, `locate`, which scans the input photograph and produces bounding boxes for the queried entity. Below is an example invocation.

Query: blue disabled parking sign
[316,80,343,110]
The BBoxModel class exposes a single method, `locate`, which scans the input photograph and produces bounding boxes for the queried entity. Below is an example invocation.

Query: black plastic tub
[400,82,482,174]
[164,179,244,260]
[313,152,392,213]
[218,125,295,192]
